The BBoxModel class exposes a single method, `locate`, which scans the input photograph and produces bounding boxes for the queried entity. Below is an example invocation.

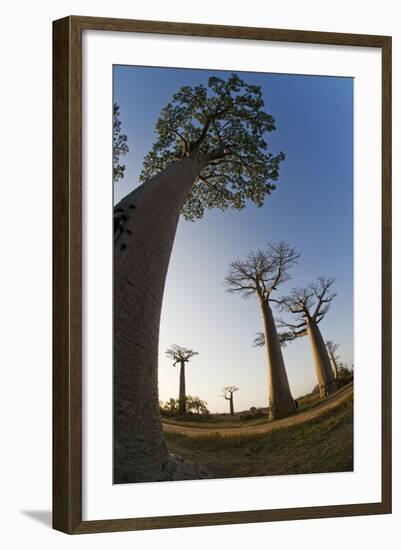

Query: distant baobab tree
[165,345,199,415]
[278,276,338,397]
[326,340,340,381]
[220,386,239,416]
[225,242,299,419]
[114,74,285,482]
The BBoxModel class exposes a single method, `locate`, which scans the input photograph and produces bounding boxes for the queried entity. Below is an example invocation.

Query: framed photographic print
[53,16,392,534]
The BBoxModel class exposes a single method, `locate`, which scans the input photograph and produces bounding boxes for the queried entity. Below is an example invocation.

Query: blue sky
[114,65,354,413]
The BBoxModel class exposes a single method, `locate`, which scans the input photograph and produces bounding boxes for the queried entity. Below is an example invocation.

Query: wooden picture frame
[53,15,392,534]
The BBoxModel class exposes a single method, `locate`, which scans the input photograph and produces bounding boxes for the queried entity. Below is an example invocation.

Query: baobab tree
[220,386,239,416]
[225,242,299,419]
[114,74,285,482]
[326,340,340,381]
[165,345,199,415]
[278,276,338,398]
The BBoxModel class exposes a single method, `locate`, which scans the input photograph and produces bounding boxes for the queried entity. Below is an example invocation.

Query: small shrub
[337,364,354,388]
[240,407,265,421]
[160,395,210,417]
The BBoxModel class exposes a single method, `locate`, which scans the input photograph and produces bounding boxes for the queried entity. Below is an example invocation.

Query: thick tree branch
[198,175,232,200]
[167,126,190,152]
[277,319,306,330]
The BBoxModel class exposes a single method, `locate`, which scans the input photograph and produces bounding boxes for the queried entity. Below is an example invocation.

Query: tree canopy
[113,102,129,183]
[140,73,285,220]
[165,344,199,365]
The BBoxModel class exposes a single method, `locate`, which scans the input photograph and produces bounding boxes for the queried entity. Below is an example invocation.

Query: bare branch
[276,317,306,330]
[311,276,336,320]
[294,328,308,337]
[218,394,231,400]
[326,340,339,355]
[278,275,337,329]
[267,242,300,295]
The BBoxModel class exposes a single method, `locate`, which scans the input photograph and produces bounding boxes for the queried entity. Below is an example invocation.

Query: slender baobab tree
[278,276,338,398]
[225,242,299,419]
[326,340,340,381]
[114,74,285,482]
[220,386,239,415]
[165,345,199,415]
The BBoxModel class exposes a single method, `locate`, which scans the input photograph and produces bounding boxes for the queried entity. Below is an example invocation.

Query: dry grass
[165,391,353,479]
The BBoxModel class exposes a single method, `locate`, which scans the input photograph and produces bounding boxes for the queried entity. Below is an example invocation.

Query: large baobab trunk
[328,349,339,381]
[229,396,234,416]
[113,155,207,483]
[306,319,338,397]
[260,300,295,419]
[178,362,186,415]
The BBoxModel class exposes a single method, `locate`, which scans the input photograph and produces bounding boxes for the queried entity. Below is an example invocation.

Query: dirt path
[162,384,353,437]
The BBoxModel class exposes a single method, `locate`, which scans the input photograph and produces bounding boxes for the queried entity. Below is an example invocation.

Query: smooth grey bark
[261,299,295,419]
[223,395,235,415]
[306,319,338,397]
[328,349,339,381]
[113,155,207,483]
[178,362,186,415]
[222,392,235,415]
